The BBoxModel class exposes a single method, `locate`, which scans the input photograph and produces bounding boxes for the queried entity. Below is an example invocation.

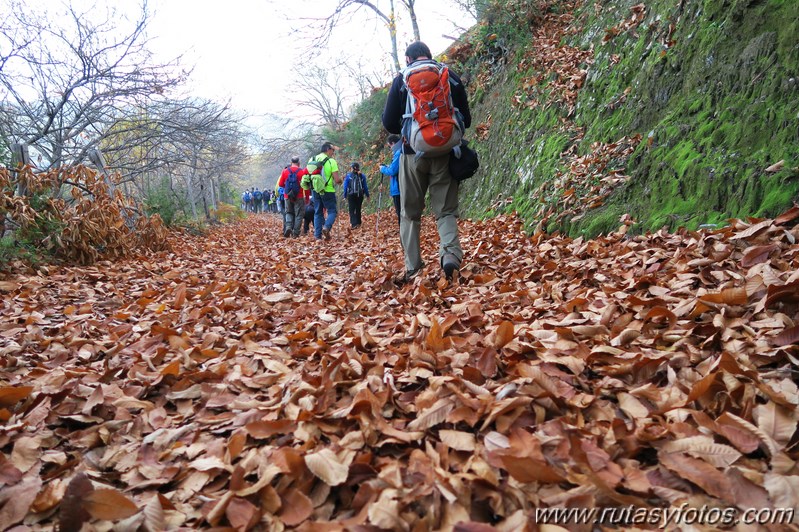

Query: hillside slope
[343,0,799,237]
[464,0,799,235]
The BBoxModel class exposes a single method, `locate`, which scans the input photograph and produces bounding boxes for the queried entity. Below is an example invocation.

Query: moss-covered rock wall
[338,0,799,237]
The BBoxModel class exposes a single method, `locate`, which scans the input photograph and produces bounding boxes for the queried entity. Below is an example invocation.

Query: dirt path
[1,212,798,530]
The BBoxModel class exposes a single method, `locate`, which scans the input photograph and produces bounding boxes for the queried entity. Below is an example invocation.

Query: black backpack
[285,168,301,201]
[349,172,363,197]
[253,190,263,201]
[449,140,480,182]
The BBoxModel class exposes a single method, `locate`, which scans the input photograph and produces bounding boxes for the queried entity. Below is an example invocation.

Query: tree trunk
[389,0,401,72]
[186,169,198,218]
[209,176,218,211]
[201,183,210,220]
[404,0,421,42]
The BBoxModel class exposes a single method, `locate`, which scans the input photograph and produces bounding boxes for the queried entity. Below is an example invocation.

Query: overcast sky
[145,0,476,124]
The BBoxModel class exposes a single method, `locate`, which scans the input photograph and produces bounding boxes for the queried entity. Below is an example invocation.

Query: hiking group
[239,41,473,283]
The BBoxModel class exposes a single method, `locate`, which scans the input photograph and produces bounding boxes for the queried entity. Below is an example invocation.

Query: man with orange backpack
[382,41,472,283]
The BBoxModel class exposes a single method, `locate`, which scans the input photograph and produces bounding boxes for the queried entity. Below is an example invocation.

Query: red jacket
[278,165,308,199]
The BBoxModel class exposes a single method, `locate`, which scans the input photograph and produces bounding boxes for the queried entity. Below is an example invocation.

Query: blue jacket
[343,172,369,197]
[380,143,402,197]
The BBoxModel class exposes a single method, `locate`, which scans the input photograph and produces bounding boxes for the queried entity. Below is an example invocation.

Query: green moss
[325,0,798,239]
[755,178,799,217]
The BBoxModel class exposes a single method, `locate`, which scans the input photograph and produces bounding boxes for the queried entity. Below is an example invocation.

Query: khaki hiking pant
[399,153,463,273]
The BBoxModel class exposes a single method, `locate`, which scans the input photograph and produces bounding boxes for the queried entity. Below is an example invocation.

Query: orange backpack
[401,60,464,158]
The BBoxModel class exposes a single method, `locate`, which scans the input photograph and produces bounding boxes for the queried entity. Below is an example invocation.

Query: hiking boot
[394,267,422,286]
[441,253,460,280]
[322,227,331,241]
[283,228,291,238]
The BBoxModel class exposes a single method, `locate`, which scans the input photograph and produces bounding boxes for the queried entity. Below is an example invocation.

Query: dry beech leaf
[264,291,293,302]
[83,488,139,520]
[0,386,33,407]
[5,175,799,531]
[408,398,455,431]
[774,206,799,224]
[741,244,779,267]
[11,436,42,473]
[279,488,313,527]
[753,402,797,447]
[439,430,477,452]
[245,419,296,438]
[0,281,19,292]
[368,490,405,531]
[772,325,799,347]
[763,473,799,510]
[142,495,165,532]
[659,452,733,501]
[59,473,93,532]
[304,449,349,486]
[617,392,649,420]
[426,319,445,352]
[764,160,785,173]
[226,497,259,530]
[0,475,42,530]
[661,436,742,468]
[499,455,565,483]
[493,320,515,349]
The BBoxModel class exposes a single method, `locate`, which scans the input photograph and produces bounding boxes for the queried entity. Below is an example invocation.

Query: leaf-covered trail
[2,211,799,530]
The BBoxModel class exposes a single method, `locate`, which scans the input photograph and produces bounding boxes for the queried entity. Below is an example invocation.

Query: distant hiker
[380,134,402,229]
[253,187,263,213]
[278,156,308,238]
[243,189,253,212]
[343,162,369,229]
[241,190,248,211]
[382,41,472,282]
[302,142,341,241]
[275,179,286,219]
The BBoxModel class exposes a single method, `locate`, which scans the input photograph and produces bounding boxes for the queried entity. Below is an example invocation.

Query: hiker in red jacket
[278,157,308,238]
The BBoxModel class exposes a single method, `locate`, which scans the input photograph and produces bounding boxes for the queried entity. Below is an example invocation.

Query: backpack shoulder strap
[319,156,332,185]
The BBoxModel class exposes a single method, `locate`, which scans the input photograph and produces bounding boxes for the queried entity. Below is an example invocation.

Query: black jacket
[382,61,472,155]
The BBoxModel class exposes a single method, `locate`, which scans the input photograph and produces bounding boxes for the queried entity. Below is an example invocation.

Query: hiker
[303,142,341,241]
[278,156,308,238]
[276,180,286,219]
[343,162,369,228]
[243,188,253,212]
[382,41,472,282]
[380,134,402,229]
[252,187,263,213]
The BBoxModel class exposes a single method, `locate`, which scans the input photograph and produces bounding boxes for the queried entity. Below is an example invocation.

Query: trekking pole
[375,175,384,237]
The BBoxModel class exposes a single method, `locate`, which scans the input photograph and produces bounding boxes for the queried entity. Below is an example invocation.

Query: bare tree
[447,0,487,23]
[292,61,353,130]
[0,0,186,170]
[117,98,249,216]
[289,0,403,73]
[399,0,421,42]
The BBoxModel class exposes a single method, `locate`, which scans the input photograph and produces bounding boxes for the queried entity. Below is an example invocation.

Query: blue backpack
[285,167,301,201]
[243,191,252,202]
[253,190,263,201]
